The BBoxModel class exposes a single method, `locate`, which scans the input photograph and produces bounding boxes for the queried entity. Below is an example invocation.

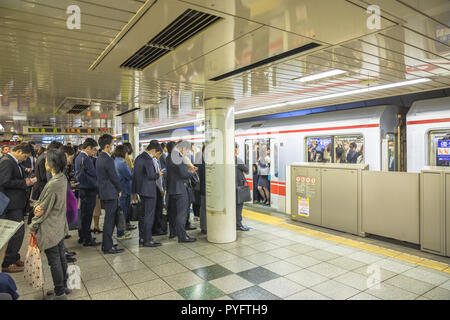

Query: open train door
[269,138,280,210]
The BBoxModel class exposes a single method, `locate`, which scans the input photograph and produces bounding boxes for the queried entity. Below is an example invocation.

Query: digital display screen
[437,140,450,161]
[26,127,111,135]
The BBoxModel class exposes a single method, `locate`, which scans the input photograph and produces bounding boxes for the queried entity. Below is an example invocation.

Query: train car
[141,105,400,213]
[407,96,450,173]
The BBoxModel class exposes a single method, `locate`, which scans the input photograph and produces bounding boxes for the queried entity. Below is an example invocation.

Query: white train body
[407,96,450,173]
[142,105,400,213]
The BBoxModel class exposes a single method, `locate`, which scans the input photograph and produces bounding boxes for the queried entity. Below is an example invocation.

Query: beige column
[204,97,236,243]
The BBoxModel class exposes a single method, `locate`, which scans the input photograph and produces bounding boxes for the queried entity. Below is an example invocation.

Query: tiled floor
[10,212,450,300]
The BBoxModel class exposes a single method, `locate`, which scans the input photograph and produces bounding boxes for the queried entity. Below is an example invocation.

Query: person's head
[175,140,190,156]
[11,143,33,162]
[47,141,63,151]
[37,146,46,157]
[113,145,128,159]
[1,145,9,154]
[123,142,133,155]
[234,142,239,156]
[350,142,357,150]
[98,134,114,154]
[154,144,163,159]
[161,142,167,153]
[59,145,75,165]
[45,149,67,174]
[146,141,161,158]
[81,138,98,157]
[167,141,176,154]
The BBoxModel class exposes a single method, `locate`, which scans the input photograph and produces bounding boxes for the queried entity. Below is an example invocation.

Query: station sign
[437,140,450,161]
[24,126,112,135]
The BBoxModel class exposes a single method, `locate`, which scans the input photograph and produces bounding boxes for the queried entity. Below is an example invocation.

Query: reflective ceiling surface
[0,0,448,135]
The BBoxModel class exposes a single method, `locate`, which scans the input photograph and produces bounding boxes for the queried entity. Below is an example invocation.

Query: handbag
[23,234,44,289]
[236,185,251,204]
[115,203,126,231]
[0,192,10,217]
[130,201,142,222]
[66,189,78,224]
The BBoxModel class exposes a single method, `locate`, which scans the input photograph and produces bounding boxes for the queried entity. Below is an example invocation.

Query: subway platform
[11,210,450,300]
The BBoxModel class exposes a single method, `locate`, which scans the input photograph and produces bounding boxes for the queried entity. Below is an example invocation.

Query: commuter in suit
[196,144,207,234]
[132,141,164,247]
[75,138,100,247]
[150,143,167,236]
[0,143,36,273]
[95,134,124,254]
[1,146,10,157]
[167,141,197,243]
[165,141,177,238]
[235,143,250,231]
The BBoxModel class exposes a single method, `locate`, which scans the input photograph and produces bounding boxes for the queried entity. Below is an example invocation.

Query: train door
[270,138,279,210]
[249,138,272,207]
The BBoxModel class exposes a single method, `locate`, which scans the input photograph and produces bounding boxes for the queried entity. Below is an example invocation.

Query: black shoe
[237,226,250,231]
[65,251,76,257]
[47,288,72,296]
[201,230,207,235]
[143,241,162,247]
[185,225,196,231]
[84,239,101,247]
[153,231,167,236]
[65,256,77,263]
[103,248,124,254]
[64,235,72,239]
[179,236,196,243]
[92,228,102,234]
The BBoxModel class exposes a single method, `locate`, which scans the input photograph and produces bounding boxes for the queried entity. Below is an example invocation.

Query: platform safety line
[242,209,450,274]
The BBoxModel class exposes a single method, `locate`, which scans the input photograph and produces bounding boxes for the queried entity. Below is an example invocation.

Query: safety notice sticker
[298,196,310,217]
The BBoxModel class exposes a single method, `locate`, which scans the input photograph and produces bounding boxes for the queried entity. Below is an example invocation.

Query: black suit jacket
[132,151,159,198]
[0,154,28,210]
[236,156,249,187]
[96,152,121,201]
[167,151,193,195]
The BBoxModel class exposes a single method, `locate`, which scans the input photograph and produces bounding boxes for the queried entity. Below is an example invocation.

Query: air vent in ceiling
[209,42,321,82]
[67,104,90,114]
[121,9,222,70]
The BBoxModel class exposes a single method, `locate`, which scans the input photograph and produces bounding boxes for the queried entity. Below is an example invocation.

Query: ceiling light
[236,78,431,115]
[139,119,203,132]
[293,69,347,82]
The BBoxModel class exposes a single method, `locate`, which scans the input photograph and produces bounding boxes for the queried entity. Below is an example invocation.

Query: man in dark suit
[96,134,124,254]
[75,138,100,247]
[0,143,36,273]
[151,143,167,236]
[167,141,197,243]
[346,142,360,164]
[235,143,250,231]
[132,141,163,247]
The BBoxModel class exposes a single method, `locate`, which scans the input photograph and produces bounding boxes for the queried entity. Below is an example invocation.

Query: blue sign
[122,133,129,143]
[437,140,450,161]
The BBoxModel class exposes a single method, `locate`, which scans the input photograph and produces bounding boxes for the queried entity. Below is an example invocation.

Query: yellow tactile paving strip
[242,209,450,274]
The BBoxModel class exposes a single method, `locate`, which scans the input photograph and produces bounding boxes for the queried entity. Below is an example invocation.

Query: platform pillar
[125,123,139,159]
[204,97,236,244]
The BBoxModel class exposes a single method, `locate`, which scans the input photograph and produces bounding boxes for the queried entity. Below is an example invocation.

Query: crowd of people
[0,135,250,300]
[308,140,364,164]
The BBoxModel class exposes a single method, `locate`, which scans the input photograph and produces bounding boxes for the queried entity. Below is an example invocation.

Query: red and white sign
[296,176,301,182]
[311,178,316,184]
[301,177,305,182]
[306,177,311,183]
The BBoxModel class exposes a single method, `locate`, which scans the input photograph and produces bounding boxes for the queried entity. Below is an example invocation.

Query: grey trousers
[1,208,25,268]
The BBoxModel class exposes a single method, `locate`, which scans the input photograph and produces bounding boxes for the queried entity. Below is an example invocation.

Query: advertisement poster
[437,140,450,161]
[298,196,310,217]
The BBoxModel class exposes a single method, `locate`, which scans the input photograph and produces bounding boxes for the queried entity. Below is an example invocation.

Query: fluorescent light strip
[294,69,346,82]
[236,78,431,115]
[139,118,204,133]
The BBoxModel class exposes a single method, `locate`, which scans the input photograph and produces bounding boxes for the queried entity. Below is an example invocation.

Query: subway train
[141,96,450,213]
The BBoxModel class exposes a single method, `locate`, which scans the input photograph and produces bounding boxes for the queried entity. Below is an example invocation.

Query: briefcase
[130,202,142,222]
[115,204,126,231]
[0,192,10,217]
[236,185,251,204]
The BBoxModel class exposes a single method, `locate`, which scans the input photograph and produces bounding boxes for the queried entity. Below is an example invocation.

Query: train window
[244,140,250,169]
[386,133,396,171]
[428,130,450,167]
[334,135,364,164]
[306,136,333,163]
[274,142,279,178]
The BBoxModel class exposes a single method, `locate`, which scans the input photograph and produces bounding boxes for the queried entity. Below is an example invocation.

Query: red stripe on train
[407,118,450,125]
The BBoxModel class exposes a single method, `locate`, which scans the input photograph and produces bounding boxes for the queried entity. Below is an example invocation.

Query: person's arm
[121,161,133,182]
[0,161,27,190]
[144,159,159,181]
[107,158,121,193]
[29,189,56,232]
